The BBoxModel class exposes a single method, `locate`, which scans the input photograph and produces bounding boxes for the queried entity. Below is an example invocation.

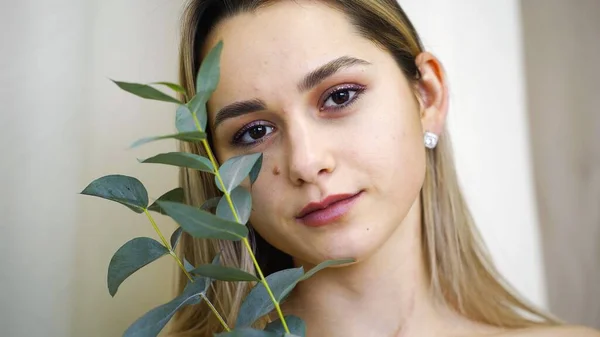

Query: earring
[424,131,438,149]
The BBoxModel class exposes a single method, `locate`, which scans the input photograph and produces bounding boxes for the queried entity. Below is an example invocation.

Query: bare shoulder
[494,325,600,337]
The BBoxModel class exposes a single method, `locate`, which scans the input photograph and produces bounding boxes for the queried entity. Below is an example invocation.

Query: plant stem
[242,237,290,333]
[145,210,230,330]
[201,293,231,332]
[171,251,194,282]
[193,113,291,334]
[144,209,193,282]
[144,209,171,249]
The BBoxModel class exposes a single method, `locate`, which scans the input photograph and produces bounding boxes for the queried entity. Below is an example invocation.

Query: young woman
[170,1,600,336]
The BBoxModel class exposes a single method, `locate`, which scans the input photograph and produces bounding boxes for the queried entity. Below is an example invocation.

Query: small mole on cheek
[366,228,370,231]
[272,166,281,176]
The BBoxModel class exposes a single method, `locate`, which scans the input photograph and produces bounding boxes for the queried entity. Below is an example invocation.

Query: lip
[296,191,363,227]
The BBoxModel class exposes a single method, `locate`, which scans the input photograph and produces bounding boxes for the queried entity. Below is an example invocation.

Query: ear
[414,52,449,137]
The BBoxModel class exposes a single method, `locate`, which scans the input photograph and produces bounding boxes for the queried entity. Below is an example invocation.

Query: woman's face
[205,2,427,266]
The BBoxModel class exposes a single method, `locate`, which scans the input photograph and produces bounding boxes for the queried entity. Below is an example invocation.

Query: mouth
[296,191,363,227]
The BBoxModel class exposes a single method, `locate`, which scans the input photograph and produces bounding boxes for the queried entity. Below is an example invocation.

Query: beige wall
[402,0,548,308]
[521,0,600,328]
[1,0,182,336]
[4,0,597,336]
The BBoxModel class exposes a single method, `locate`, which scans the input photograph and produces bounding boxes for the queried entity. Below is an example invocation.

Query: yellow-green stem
[193,112,290,333]
[145,210,194,282]
[242,238,290,333]
[144,209,171,250]
[144,181,230,331]
[201,293,231,332]
[172,252,194,282]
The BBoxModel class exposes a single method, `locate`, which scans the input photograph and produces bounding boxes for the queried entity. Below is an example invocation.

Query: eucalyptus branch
[144,209,193,282]
[146,206,233,332]
[81,40,353,337]
[192,114,291,334]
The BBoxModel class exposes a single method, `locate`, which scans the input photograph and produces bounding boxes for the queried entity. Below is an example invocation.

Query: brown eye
[248,125,267,140]
[331,90,351,105]
[232,122,275,147]
[321,85,364,110]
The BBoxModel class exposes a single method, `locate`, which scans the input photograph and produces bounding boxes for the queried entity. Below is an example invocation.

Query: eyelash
[231,84,366,147]
[320,84,366,111]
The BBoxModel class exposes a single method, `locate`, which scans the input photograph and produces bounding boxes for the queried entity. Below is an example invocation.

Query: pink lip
[296,191,363,227]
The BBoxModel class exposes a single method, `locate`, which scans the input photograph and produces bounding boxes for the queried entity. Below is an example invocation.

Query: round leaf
[124,275,207,337]
[190,264,259,282]
[236,267,304,327]
[266,315,306,336]
[81,174,148,213]
[148,187,185,215]
[187,94,208,132]
[157,201,248,241]
[196,40,223,98]
[140,152,213,173]
[216,187,252,224]
[201,197,220,212]
[184,258,194,273]
[170,227,183,250]
[108,237,169,297]
[219,153,263,193]
[176,104,196,133]
[131,131,206,148]
[111,80,181,104]
[249,154,263,185]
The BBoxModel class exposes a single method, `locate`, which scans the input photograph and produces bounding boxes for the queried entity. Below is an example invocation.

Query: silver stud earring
[424,131,438,149]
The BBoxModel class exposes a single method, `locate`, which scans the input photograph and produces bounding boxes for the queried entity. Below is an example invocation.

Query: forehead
[201,1,380,104]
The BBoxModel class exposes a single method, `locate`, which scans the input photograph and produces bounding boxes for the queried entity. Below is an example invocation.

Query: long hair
[170,1,559,335]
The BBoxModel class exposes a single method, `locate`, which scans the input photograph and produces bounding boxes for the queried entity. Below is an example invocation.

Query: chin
[299,225,384,265]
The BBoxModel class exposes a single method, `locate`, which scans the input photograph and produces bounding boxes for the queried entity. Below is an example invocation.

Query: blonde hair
[170,0,559,335]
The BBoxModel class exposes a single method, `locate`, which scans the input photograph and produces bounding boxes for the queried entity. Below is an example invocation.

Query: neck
[284,199,459,337]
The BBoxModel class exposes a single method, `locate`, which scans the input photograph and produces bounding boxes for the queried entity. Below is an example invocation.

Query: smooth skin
[202,1,600,337]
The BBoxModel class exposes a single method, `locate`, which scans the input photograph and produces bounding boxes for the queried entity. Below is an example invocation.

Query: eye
[321,84,365,111]
[232,121,275,147]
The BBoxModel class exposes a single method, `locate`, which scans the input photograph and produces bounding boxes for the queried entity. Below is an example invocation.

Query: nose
[286,120,335,186]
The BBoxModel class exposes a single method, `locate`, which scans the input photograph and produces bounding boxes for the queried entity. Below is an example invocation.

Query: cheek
[247,170,286,236]
[355,98,426,197]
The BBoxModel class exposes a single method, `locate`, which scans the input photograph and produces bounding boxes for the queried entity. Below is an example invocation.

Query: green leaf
[157,201,248,241]
[131,131,206,148]
[139,152,213,173]
[218,153,263,193]
[204,252,222,288]
[124,275,207,337]
[216,187,252,224]
[108,237,169,297]
[170,227,183,249]
[215,328,280,337]
[190,264,259,282]
[265,315,306,336]
[150,81,186,95]
[300,258,355,281]
[81,174,148,213]
[184,258,194,272]
[176,104,197,133]
[236,267,304,327]
[200,197,220,212]
[111,80,181,104]
[187,94,208,132]
[196,40,223,99]
[249,154,263,185]
[148,187,185,215]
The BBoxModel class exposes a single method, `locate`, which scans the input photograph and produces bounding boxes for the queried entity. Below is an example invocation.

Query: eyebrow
[298,56,371,92]
[213,98,267,130]
[213,56,371,130]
